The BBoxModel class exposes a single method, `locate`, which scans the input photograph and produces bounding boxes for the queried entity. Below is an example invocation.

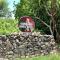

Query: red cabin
[18,16,35,32]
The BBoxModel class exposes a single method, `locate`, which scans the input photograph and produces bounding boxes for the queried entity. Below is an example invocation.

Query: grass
[15,53,60,60]
[0,19,19,35]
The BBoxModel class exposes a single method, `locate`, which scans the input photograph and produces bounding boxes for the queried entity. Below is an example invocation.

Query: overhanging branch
[35,17,53,35]
[35,17,50,27]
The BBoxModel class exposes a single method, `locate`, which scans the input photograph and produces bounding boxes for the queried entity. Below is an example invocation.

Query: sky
[7,0,20,19]
[7,0,20,11]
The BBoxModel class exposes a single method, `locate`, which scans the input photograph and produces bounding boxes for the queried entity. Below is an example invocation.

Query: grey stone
[0,32,57,58]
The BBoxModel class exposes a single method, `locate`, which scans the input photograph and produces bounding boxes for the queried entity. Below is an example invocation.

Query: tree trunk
[51,0,60,43]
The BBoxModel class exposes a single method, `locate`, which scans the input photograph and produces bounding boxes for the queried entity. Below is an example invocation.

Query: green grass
[16,54,60,60]
[0,19,19,35]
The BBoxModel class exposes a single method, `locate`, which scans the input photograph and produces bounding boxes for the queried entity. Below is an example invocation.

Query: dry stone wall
[0,32,57,58]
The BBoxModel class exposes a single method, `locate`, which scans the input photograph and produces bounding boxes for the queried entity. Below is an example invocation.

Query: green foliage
[56,0,60,34]
[15,0,60,34]
[15,0,34,18]
[0,19,19,35]
[0,0,8,17]
[15,0,50,34]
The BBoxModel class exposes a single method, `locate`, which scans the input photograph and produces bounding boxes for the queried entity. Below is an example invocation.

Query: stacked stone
[0,32,57,58]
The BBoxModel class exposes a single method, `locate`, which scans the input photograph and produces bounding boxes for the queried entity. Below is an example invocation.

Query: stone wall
[0,32,57,58]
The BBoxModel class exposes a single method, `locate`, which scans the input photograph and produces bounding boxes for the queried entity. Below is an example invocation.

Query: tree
[0,0,8,17]
[15,0,51,34]
[15,0,34,18]
[15,0,60,42]
[50,0,60,42]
